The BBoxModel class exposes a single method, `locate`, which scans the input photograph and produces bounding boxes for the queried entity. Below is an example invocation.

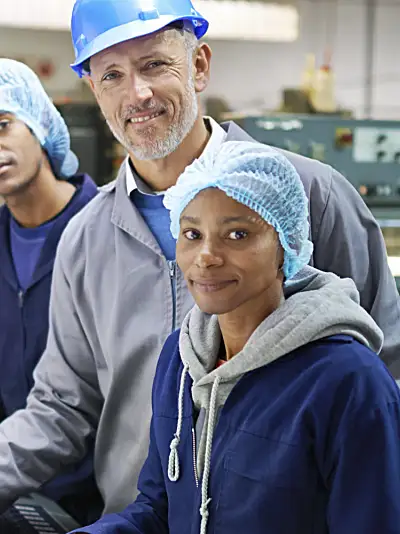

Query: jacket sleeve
[70,363,169,534]
[325,366,400,533]
[0,234,103,511]
[71,419,168,534]
[311,168,400,373]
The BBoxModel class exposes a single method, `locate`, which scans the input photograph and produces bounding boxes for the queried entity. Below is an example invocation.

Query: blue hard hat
[70,0,209,77]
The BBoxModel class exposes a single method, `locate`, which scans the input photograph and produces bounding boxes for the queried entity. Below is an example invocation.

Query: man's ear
[87,76,95,92]
[193,42,212,94]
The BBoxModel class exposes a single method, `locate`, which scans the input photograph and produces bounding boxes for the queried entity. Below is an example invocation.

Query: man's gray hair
[165,21,198,57]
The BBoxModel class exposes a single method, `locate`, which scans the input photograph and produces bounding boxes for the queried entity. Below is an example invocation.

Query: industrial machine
[0,493,79,533]
[226,113,400,288]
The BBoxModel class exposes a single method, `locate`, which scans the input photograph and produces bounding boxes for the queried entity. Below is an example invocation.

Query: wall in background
[0,0,398,119]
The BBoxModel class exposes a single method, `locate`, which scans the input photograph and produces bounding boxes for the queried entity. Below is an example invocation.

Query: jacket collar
[109,163,163,256]
[0,207,17,289]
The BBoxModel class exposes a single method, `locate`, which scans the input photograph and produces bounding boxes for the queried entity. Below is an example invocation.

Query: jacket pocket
[224,429,311,488]
[214,430,319,534]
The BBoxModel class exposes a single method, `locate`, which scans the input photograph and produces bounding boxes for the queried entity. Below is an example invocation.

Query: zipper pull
[192,427,199,488]
[168,260,176,279]
[18,290,24,308]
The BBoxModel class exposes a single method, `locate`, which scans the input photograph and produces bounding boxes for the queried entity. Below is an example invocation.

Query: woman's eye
[183,229,201,241]
[227,230,248,240]
[0,120,10,130]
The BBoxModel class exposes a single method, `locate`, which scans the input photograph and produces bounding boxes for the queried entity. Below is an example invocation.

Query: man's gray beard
[106,75,198,161]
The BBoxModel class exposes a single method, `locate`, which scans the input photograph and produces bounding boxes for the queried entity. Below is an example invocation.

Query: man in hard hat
[0,59,101,523]
[0,0,398,520]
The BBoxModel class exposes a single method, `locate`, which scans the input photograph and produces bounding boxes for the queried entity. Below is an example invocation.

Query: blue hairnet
[0,59,78,178]
[164,141,314,280]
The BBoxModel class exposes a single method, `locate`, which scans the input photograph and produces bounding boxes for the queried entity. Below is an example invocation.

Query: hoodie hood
[167,267,383,534]
[180,267,383,410]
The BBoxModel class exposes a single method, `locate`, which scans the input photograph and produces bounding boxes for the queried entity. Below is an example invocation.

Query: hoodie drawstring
[168,363,221,534]
[199,376,221,534]
[168,362,189,482]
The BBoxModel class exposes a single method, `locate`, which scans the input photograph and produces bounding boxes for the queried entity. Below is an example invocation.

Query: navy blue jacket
[78,330,400,534]
[0,174,97,502]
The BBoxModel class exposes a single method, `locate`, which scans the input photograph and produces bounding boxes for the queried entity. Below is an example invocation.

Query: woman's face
[176,188,284,316]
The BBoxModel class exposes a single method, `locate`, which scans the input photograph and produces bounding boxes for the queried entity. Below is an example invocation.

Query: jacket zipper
[192,427,199,488]
[168,260,177,332]
[17,289,26,354]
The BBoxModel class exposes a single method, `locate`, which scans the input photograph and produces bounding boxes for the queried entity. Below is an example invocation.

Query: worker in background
[0,59,101,524]
[0,0,399,518]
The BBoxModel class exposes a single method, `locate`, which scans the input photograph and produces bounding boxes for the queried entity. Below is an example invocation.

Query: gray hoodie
[172,268,383,534]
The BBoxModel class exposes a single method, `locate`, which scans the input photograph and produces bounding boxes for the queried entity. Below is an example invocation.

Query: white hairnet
[164,141,313,280]
[0,59,78,177]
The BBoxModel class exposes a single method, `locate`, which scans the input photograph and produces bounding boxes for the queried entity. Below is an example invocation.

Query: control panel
[353,128,400,164]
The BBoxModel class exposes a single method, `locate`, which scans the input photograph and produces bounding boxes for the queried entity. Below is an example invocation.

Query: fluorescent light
[0,0,74,30]
[196,1,299,42]
[1,0,298,42]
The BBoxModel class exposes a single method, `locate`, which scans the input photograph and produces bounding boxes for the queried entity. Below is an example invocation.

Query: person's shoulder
[159,330,181,364]
[312,336,399,408]
[277,147,334,185]
[156,329,182,379]
[56,179,117,265]
[61,179,116,243]
[153,329,183,409]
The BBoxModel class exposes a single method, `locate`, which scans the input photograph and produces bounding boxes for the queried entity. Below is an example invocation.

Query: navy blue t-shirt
[9,216,56,291]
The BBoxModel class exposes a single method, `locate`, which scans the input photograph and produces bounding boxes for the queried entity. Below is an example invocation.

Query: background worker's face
[0,113,45,198]
[88,29,211,161]
[176,188,285,317]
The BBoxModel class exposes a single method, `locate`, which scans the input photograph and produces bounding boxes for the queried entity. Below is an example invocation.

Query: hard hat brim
[70,15,208,77]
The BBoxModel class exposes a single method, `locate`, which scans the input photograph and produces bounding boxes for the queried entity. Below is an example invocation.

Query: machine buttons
[359,184,393,197]
[359,185,377,197]
[376,184,393,196]
[309,142,325,161]
[354,127,400,163]
[335,128,353,148]
[283,139,301,153]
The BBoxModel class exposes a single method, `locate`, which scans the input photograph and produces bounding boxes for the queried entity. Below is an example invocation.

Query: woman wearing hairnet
[73,141,400,534]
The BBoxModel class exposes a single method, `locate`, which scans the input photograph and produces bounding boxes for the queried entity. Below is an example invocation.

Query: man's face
[0,114,44,198]
[88,30,210,160]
